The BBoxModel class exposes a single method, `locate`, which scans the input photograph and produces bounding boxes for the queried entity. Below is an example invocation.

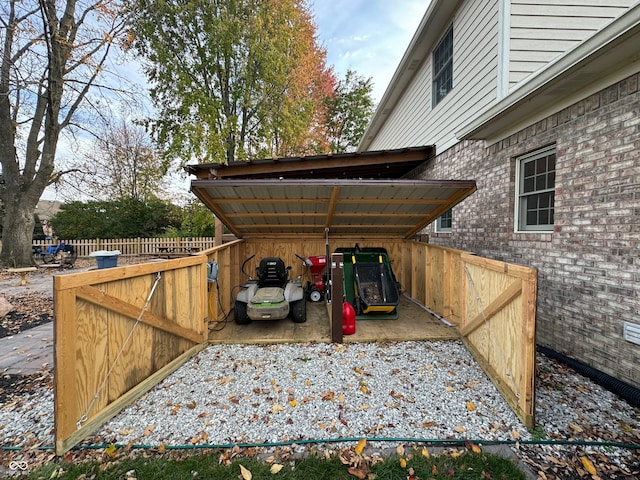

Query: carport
[53,147,537,454]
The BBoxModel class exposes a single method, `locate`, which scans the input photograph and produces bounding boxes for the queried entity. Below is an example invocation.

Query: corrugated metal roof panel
[191,179,476,239]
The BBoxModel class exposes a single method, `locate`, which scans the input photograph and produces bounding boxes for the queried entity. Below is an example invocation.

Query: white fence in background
[31,236,235,257]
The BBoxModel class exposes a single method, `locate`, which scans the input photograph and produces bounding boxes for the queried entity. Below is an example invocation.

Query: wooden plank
[331,253,344,343]
[461,252,533,279]
[460,280,522,336]
[53,285,80,449]
[76,285,205,344]
[54,255,207,291]
[345,296,458,343]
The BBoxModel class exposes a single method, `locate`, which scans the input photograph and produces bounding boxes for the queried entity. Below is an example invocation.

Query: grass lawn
[18,446,527,479]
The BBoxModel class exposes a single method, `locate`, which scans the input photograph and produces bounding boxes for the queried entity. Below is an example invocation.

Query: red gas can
[342,301,356,335]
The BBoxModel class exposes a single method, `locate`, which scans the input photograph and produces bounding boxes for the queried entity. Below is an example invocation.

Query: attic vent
[407,59,421,71]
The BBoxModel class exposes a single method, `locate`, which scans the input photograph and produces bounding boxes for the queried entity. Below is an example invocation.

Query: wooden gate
[54,256,209,454]
[460,253,537,427]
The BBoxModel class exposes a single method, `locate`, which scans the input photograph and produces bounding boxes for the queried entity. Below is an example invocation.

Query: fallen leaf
[239,464,252,480]
[143,424,155,437]
[399,457,407,468]
[271,404,284,413]
[580,456,597,475]
[105,444,118,458]
[347,466,367,479]
[466,401,476,411]
[289,399,297,407]
[322,391,335,401]
[396,445,405,456]
[186,400,197,409]
[569,423,584,433]
[421,447,430,458]
[455,425,467,433]
[422,421,435,428]
[270,464,284,474]
[355,438,366,455]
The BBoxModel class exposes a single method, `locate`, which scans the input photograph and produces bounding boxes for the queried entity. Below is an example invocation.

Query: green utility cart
[337,246,400,320]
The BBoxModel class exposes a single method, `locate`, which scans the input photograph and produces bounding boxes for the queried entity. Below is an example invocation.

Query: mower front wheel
[234,300,251,325]
[291,299,306,323]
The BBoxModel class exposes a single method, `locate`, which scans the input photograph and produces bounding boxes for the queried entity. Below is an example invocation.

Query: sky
[42,0,429,202]
[310,0,428,103]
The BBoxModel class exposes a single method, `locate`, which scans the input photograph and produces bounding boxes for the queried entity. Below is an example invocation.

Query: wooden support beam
[76,285,205,344]
[460,280,522,337]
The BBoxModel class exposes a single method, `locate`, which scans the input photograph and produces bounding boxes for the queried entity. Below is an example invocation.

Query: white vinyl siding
[509,0,636,88]
[368,0,499,151]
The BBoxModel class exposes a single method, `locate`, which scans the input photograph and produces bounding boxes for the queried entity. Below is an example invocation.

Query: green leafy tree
[129,0,335,164]
[0,0,130,267]
[324,70,375,153]
[177,202,217,238]
[51,198,181,239]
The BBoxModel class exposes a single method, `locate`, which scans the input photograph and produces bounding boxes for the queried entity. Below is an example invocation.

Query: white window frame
[436,209,452,233]
[514,145,556,232]
[432,25,453,107]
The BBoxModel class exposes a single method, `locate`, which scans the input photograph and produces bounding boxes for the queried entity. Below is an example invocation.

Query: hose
[538,346,640,408]
[3,436,638,452]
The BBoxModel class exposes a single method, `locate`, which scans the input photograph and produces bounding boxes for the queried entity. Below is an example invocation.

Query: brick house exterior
[410,74,639,389]
[359,1,640,391]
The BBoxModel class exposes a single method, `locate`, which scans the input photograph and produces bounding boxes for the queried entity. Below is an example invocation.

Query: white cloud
[311,0,429,102]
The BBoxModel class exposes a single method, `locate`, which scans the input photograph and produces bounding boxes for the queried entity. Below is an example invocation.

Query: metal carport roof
[190,178,477,239]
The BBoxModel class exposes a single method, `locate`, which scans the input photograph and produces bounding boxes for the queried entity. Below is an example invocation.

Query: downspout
[496,0,510,99]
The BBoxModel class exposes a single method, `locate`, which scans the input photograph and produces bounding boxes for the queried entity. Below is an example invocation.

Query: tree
[51,198,181,239]
[0,0,129,267]
[130,0,336,165]
[324,70,375,153]
[60,117,169,201]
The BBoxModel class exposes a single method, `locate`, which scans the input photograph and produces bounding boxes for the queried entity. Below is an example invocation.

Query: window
[436,209,452,233]
[432,26,453,107]
[516,146,556,231]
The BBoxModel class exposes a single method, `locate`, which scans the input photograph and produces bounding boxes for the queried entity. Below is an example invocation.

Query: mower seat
[256,257,288,288]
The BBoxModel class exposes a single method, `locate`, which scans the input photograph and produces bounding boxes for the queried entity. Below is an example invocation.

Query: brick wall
[412,73,640,388]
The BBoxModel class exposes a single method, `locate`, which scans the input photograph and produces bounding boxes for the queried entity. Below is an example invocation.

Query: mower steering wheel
[241,255,256,279]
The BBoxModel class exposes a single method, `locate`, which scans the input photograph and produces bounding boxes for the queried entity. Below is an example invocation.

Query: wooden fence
[34,236,231,257]
[398,242,537,427]
[55,237,536,454]
[54,256,209,454]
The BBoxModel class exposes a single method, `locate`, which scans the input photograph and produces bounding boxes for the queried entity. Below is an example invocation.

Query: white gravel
[2,340,638,477]
[1,340,530,450]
